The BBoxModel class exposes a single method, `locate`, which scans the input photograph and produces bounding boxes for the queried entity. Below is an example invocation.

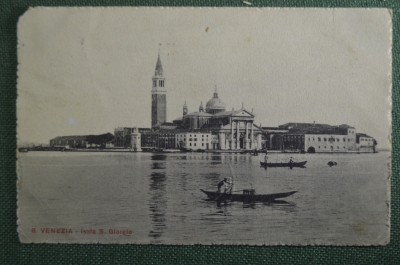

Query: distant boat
[18,147,29,152]
[260,161,307,168]
[200,189,297,203]
[160,149,181,153]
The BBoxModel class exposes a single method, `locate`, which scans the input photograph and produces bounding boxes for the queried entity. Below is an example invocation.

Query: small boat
[153,148,181,153]
[200,189,297,203]
[162,149,181,153]
[260,161,307,168]
[18,147,29,152]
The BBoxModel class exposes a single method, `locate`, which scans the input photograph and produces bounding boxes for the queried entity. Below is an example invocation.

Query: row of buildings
[109,122,376,153]
[49,54,377,153]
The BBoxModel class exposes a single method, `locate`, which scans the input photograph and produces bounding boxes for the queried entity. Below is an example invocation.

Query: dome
[205,89,226,114]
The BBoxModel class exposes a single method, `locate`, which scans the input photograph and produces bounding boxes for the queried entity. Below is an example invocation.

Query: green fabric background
[1,1,398,264]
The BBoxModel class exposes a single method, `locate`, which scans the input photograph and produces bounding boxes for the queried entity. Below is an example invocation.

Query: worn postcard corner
[17,7,391,245]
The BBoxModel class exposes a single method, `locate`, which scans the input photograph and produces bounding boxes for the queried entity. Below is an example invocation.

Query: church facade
[172,93,264,150]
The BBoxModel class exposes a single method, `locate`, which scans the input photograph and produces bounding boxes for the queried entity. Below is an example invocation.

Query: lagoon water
[17,151,390,245]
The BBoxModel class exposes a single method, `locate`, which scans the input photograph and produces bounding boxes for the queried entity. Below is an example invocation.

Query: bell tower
[183,101,188,116]
[151,53,167,127]
[199,102,204,112]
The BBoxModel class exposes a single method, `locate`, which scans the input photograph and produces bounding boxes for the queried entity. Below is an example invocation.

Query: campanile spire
[151,53,167,127]
[155,53,163,77]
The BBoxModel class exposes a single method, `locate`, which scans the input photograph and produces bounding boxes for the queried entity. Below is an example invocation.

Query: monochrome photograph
[17,7,391,245]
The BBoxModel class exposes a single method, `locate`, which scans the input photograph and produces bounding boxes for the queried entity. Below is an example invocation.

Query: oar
[229,164,236,191]
[228,164,236,201]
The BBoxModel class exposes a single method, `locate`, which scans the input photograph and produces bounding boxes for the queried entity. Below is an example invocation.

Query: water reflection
[173,156,187,161]
[148,172,167,242]
[201,172,222,185]
[151,154,167,161]
[178,173,188,193]
[271,202,298,214]
[152,162,166,170]
[199,205,233,225]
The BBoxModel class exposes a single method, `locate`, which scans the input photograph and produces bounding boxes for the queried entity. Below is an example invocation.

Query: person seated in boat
[289,157,294,164]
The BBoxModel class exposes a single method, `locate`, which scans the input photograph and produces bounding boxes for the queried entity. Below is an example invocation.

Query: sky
[17,7,392,148]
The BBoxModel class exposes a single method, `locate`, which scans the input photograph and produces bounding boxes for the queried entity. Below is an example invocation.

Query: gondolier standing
[217,178,231,194]
[264,154,268,163]
[289,157,293,163]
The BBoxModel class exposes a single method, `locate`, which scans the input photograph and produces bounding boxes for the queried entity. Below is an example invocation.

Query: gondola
[260,161,307,168]
[200,189,297,203]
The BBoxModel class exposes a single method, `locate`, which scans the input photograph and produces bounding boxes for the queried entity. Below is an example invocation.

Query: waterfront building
[50,135,88,148]
[49,133,114,149]
[175,131,212,150]
[141,130,176,150]
[114,127,150,148]
[265,122,375,153]
[356,133,376,152]
[130,127,142,151]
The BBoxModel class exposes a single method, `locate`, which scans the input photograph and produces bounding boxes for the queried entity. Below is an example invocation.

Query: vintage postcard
[17,7,392,245]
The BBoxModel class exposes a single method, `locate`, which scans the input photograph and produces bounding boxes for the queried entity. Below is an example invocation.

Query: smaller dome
[199,101,204,112]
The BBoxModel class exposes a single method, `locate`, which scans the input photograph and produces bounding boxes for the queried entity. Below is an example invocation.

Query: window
[337,146,339,149]
[202,135,204,137]
[337,138,339,142]
[189,138,192,141]
[308,137,310,141]
[324,138,327,141]
[319,146,320,148]
[343,138,346,142]
[194,143,197,146]
[190,143,192,146]
[202,143,204,146]
[318,137,321,142]
[153,80,156,87]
